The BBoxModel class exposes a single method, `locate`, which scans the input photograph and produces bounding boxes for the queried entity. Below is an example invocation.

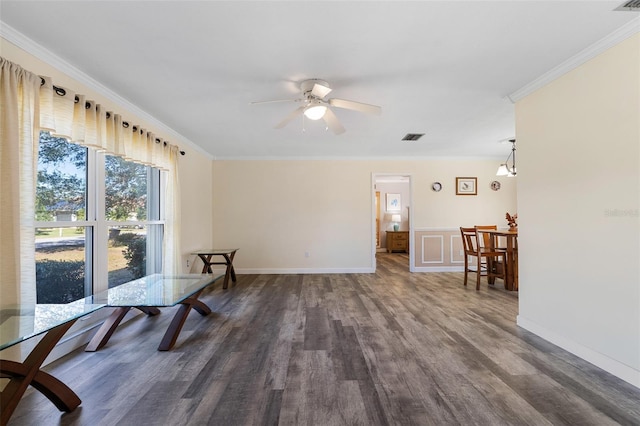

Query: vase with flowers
[506,212,518,231]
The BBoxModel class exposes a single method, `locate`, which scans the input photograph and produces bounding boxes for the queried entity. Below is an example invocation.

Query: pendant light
[496,139,516,177]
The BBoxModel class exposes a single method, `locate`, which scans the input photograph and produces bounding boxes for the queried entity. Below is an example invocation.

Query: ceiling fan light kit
[303,102,327,120]
[251,78,381,135]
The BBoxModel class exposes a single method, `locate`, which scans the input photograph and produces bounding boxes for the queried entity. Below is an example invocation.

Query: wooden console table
[0,298,105,425]
[192,249,239,289]
[85,274,222,352]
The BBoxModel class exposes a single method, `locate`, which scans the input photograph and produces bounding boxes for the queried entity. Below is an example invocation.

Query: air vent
[402,133,425,141]
[614,0,640,11]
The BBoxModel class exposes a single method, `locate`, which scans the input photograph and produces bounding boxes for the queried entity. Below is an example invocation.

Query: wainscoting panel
[421,235,444,264]
[414,228,472,272]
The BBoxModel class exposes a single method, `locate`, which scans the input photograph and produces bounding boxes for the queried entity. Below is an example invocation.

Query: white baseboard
[517,315,640,389]
[413,266,464,273]
[225,266,460,274]
[236,267,375,274]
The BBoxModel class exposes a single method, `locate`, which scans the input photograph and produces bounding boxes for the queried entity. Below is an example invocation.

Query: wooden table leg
[85,306,161,352]
[158,288,211,351]
[228,251,237,283]
[487,258,496,285]
[504,238,514,291]
[221,252,237,289]
[486,235,496,285]
[512,248,519,291]
[0,361,80,413]
[197,252,237,289]
[137,306,161,316]
[199,254,213,273]
[85,307,130,352]
[1,320,80,425]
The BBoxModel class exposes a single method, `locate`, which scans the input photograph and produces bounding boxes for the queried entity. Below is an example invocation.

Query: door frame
[371,173,414,272]
[375,191,381,249]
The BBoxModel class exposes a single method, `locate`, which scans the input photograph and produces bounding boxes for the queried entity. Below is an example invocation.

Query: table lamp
[391,214,401,231]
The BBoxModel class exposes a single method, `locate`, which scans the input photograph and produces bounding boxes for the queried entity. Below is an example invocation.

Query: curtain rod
[39,77,186,156]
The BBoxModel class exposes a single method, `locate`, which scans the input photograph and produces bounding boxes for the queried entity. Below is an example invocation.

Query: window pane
[108,226,147,288]
[36,227,87,303]
[105,155,148,221]
[36,132,87,221]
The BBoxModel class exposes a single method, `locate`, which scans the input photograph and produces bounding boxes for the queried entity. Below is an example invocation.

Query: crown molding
[508,17,640,103]
[0,21,213,160]
[210,155,501,161]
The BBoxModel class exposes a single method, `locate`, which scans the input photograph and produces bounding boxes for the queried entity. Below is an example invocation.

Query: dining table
[479,228,518,291]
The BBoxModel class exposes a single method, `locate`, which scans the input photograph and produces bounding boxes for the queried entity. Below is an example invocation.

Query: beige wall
[210,159,516,273]
[516,34,640,387]
[180,152,214,272]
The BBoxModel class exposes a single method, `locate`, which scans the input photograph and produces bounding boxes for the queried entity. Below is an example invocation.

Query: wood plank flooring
[8,253,640,425]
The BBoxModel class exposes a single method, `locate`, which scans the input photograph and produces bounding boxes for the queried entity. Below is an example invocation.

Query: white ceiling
[1,1,638,159]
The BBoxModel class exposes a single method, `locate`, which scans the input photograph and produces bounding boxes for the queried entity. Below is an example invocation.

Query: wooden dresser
[386,231,409,253]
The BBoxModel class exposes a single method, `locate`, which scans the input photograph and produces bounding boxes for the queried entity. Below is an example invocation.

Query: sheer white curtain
[1,57,182,304]
[0,58,39,306]
[163,145,181,275]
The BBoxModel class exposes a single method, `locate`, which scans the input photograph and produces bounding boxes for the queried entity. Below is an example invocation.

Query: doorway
[372,174,413,272]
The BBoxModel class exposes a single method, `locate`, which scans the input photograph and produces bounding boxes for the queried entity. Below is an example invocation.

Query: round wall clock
[431,182,442,192]
[490,180,501,191]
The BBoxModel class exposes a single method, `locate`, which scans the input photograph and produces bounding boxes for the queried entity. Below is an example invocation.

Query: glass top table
[86,273,223,352]
[101,273,222,306]
[190,249,239,289]
[0,297,104,351]
[1,297,105,425]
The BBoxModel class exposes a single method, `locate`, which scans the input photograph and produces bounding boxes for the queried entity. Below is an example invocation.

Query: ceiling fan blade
[311,83,332,99]
[329,98,382,115]
[274,106,305,129]
[322,108,346,135]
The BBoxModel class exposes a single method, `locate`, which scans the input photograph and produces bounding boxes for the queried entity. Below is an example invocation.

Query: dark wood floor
[8,253,640,425]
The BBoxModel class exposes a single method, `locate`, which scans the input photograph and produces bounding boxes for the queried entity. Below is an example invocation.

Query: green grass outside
[36,227,86,239]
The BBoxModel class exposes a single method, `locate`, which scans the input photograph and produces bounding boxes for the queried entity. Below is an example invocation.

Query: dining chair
[460,227,507,290]
[475,225,507,279]
[475,225,497,248]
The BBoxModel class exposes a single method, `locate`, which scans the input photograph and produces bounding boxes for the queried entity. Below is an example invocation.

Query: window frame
[34,137,165,300]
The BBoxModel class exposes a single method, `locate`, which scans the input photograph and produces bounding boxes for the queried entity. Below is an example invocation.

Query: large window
[105,154,163,287]
[35,132,164,303]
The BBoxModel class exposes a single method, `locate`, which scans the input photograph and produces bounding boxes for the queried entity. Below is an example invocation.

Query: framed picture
[386,193,401,211]
[456,177,477,195]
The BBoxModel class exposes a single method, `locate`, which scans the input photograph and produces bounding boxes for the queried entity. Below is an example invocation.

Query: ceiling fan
[250,79,382,135]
